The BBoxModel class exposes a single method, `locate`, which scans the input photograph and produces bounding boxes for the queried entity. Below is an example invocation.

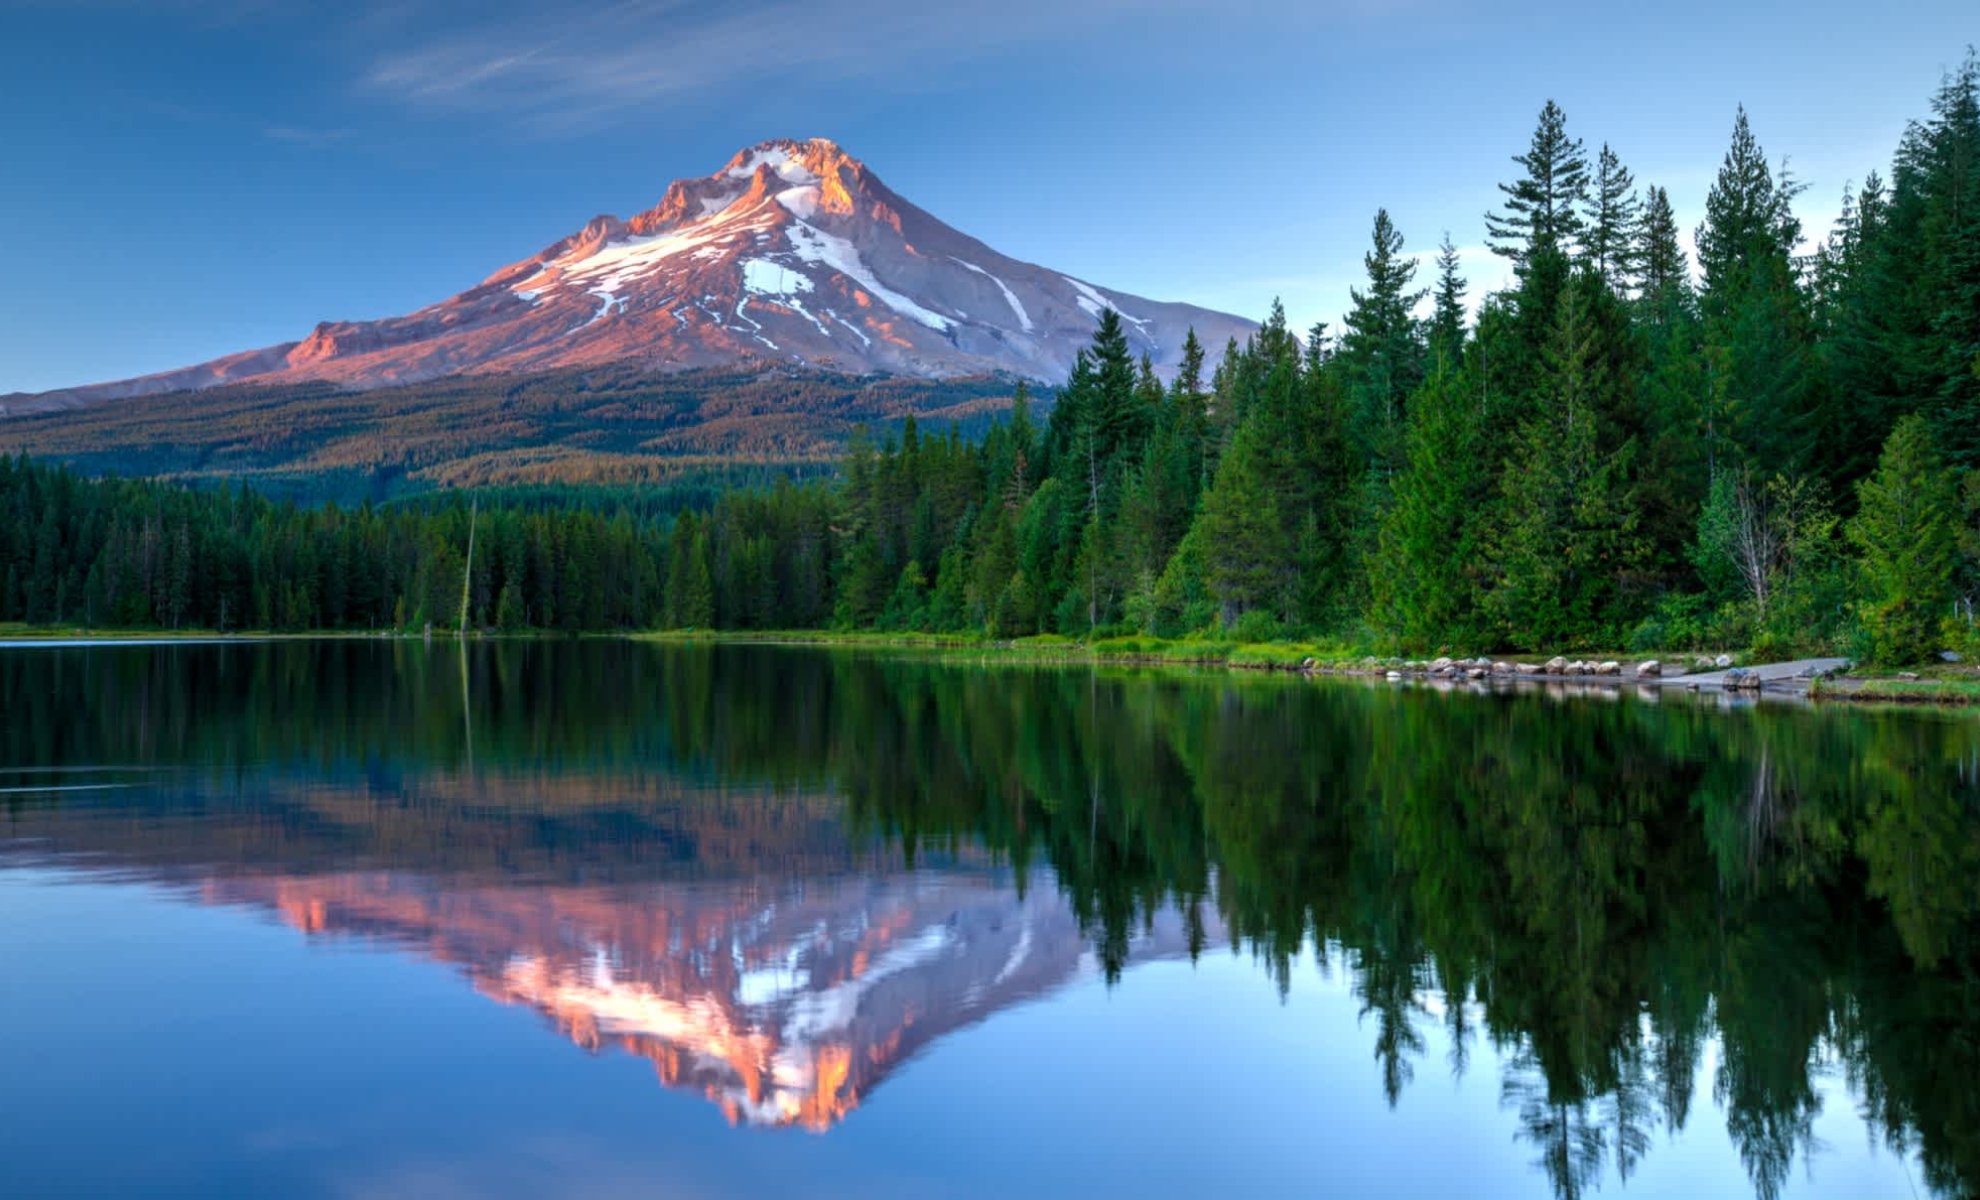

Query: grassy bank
[635,628,1980,706]
[1817,675,1980,706]
[636,629,1604,672]
[7,624,1975,707]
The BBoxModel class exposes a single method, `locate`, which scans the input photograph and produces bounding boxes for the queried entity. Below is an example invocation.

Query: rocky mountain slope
[9,138,1253,414]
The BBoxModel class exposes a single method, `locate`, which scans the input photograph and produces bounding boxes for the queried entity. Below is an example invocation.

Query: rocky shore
[1313,653,1853,694]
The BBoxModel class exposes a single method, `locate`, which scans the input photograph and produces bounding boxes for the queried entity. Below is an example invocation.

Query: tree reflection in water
[2,640,1975,1198]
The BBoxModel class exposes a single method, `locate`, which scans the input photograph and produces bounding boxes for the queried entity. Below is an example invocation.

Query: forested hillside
[4,57,1976,663]
[0,365,1020,503]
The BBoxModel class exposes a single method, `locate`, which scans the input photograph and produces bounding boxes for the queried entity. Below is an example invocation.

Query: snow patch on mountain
[991,920,1034,987]
[568,288,625,336]
[787,221,953,333]
[953,258,1032,332]
[776,186,820,220]
[519,202,775,301]
[740,258,813,296]
[728,145,819,185]
[1063,275,1153,337]
[831,312,872,347]
[781,295,833,339]
[1063,276,1112,322]
[782,925,956,1043]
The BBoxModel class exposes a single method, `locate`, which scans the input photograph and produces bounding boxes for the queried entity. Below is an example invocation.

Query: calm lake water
[1,640,1975,1199]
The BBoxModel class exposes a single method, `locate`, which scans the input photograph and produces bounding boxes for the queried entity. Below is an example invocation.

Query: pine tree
[1810,175,1905,488]
[1197,421,1292,624]
[1632,231,1708,578]
[496,582,524,630]
[164,521,192,629]
[1849,415,1959,664]
[1371,364,1483,650]
[1486,99,1591,273]
[1479,102,1590,446]
[682,525,716,629]
[1087,308,1143,473]
[1174,328,1205,401]
[1697,107,1801,297]
[1632,185,1687,307]
[1171,329,1210,491]
[1203,336,1245,481]
[1484,270,1639,646]
[1583,143,1640,290]
[1429,234,1468,365]
[1695,106,1821,474]
[1340,209,1427,479]
[1898,53,1980,469]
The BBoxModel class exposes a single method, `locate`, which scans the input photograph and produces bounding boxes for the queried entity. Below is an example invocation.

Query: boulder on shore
[1597,661,1622,676]
[1545,656,1569,674]
[1635,660,1661,677]
[1715,654,1734,669]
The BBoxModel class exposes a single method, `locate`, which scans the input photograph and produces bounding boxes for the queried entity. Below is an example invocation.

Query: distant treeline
[0,455,676,631]
[4,57,1978,660]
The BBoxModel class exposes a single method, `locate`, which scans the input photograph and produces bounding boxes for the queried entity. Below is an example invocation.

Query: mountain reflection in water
[193,868,1189,1132]
[1,638,1976,1199]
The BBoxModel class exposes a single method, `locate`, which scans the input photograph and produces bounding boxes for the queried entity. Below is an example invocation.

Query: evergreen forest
[4,56,1978,664]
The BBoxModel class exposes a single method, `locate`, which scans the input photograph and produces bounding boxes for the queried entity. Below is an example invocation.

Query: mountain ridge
[7,138,1254,414]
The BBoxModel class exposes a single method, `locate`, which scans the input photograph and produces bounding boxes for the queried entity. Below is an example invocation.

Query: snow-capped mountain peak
[15,138,1255,411]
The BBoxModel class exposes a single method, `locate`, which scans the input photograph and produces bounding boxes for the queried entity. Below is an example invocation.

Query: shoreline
[632,630,1980,708]
[3,625,1974,707]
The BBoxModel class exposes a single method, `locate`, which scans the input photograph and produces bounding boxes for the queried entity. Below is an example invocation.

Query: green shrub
[1229,609,1287,644]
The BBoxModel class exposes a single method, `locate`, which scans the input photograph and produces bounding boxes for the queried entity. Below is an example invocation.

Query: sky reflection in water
[0,639,1969,1199]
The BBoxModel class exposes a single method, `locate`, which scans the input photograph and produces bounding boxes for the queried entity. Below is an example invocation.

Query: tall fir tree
[1583,143,1640,290]
[1197,418,1293,624]
[1891,53,1980,470]
[1484,269,1640,646]
[1429,234,1469,365]
[1371,364,1484,650]
[1486,99,1591,273]
[1810,175,1905,488]
[1695,106,1822,476]
[1849,415,1959,663]
[1340,209,1428,483]
[1632,185,1687,306]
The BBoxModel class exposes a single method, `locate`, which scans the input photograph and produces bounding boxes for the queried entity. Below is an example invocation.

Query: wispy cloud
[359,0,1337,131]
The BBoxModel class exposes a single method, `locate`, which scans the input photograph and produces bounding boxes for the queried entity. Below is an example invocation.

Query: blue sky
[0,0,1972,393]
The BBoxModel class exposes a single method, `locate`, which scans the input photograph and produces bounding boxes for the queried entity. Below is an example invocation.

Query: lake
[0,640,1974,1198]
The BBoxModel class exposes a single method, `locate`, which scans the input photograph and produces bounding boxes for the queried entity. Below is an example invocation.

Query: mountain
[0,749,1213,1131]
[10,138,1254,414]
[211,869,1193,1131]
